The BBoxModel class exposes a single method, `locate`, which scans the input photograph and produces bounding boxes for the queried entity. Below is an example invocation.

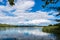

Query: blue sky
[0,0,60,26]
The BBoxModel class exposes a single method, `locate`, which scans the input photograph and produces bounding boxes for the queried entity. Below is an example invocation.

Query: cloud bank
[0,0,56,25]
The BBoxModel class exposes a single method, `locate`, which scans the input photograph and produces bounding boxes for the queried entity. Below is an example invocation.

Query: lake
[0,27,56,40]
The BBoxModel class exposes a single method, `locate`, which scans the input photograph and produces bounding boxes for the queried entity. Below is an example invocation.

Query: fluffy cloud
[0,11,54,25]
[0,0,55,25]
[18,19,51,25]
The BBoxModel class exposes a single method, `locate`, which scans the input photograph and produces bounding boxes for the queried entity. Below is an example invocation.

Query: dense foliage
[0,24,18,27]
[8,0,15,6]
[42,23,60,40]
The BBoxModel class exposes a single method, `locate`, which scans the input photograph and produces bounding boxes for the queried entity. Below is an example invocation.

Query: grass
[42,26,60,40]
[42,26,59,33]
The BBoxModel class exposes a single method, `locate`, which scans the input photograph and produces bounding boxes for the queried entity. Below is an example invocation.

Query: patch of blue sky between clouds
[29,0,43,12]
[30,0,60,12]
[0,0,7,6]
[2,9,16,17]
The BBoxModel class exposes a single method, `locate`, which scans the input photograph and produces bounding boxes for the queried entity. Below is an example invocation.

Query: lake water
[0,27,56,40]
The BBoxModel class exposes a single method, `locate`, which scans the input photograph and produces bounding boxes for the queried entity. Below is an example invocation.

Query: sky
[0,0,60,26]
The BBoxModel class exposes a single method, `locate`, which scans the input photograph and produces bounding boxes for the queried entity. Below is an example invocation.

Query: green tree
[48,24,52,26]
[8,0,15,6]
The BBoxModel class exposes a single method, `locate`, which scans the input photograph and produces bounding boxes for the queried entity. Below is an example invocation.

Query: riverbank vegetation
[42,23,60,34]
[42,26,59,33]
[42,23,60,40]
[0,24,19,30]
[0,24,18,27]
[0,23,43,27]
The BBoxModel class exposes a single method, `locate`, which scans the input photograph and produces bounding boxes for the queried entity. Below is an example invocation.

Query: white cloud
[13,11,55,20]
[18,19,51,25]
[14,0,35,10]
[0,11,54,25]
[0,0,55,25]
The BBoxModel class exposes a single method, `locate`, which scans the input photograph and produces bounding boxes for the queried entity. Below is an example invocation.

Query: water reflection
[0,27,56,40]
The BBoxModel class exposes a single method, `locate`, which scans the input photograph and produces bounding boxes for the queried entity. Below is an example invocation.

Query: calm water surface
[0,27,56,40]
